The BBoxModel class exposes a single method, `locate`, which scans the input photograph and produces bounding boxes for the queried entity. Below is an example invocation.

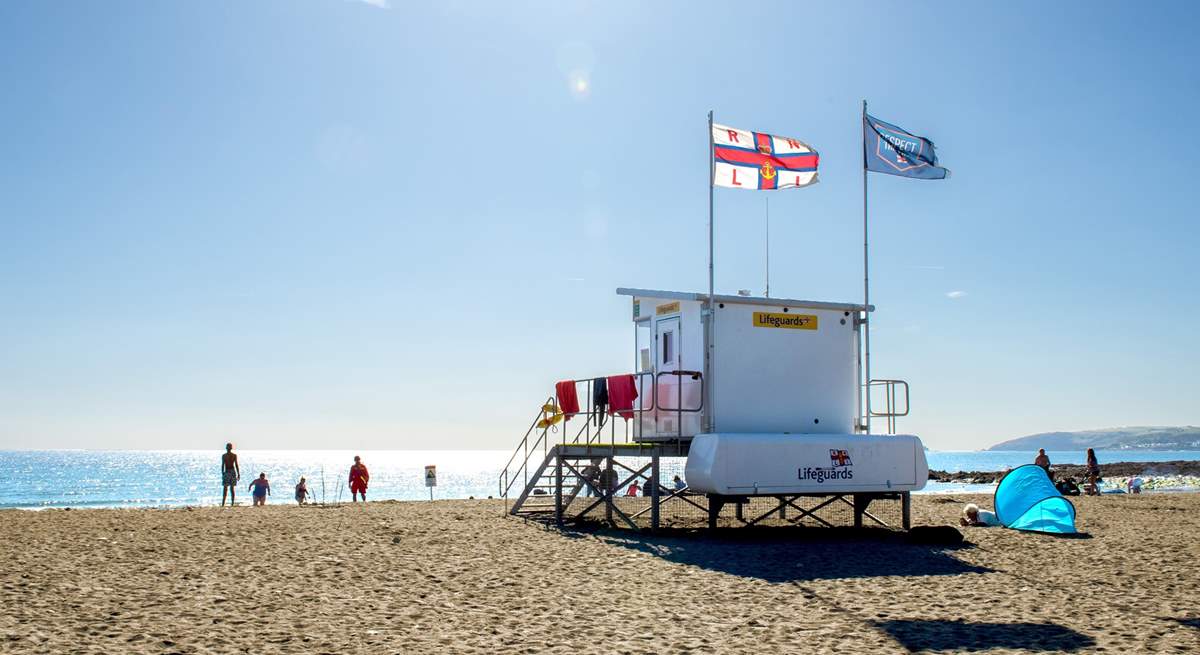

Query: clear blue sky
[2,1,1197,451]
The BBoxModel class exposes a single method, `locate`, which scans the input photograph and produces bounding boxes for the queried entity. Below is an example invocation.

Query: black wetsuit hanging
[592,377,608,428]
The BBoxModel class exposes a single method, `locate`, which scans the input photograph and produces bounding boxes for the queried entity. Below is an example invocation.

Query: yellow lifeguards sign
[656,301,680,316]
[753,311,818,330]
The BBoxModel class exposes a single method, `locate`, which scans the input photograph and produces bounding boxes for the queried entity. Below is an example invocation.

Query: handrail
[655,370,704,412]
[498,396,555,500]
[866,379,909,434]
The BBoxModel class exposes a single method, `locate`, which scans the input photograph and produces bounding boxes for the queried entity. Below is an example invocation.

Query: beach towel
[606,374,639,420]
[555,380,580,420]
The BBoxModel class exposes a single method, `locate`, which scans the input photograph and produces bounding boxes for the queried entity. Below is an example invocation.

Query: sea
[1,449,1198,510]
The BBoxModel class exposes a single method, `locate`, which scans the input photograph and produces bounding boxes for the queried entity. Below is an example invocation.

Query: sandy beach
[1,494,1198,654]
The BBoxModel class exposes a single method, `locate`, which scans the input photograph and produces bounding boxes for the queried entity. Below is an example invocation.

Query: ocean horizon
[2,448,1199,510]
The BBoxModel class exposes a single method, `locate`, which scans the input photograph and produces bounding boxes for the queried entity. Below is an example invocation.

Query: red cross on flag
[712,123,819,190]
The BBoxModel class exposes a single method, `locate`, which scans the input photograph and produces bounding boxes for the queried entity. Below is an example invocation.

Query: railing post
[677,376,683,439]
[604,456,614,526]
[650,454,660,531]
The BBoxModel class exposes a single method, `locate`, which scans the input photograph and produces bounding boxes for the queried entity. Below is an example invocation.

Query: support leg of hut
[902,491,912,530]
[707,495,724,530]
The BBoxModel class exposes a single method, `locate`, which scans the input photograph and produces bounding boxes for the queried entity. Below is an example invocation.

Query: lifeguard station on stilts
[499,105,947,531]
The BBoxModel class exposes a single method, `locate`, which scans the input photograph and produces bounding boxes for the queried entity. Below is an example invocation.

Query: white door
[656,316,681,372]
[655,316,682,435]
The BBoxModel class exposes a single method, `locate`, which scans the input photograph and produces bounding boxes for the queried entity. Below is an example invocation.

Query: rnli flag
[864,114,949,180]
[712,123,818,190]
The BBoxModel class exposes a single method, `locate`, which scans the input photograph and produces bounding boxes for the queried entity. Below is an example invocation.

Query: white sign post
[424,465,436,501]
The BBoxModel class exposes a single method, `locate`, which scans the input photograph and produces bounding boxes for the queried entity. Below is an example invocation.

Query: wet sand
[1,493,1198,654]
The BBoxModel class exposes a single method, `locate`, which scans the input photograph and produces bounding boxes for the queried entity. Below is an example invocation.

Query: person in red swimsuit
[349,456,369,502]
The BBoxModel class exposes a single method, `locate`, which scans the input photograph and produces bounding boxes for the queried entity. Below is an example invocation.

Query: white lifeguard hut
[499,286,928,530]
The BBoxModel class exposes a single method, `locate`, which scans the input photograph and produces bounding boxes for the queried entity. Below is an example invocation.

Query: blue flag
[863,113,949,179]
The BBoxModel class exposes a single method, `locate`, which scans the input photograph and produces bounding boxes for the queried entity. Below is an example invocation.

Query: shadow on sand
[872,619,1096,652]
[566,524,993,583]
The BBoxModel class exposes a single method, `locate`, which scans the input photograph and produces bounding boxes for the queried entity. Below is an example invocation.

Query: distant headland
[988,426,1200,452]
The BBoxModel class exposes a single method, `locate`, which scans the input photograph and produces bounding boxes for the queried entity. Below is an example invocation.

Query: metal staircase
[498,387,649,520]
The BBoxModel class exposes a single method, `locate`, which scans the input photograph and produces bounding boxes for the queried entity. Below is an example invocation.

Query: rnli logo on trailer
[830,449,852,467]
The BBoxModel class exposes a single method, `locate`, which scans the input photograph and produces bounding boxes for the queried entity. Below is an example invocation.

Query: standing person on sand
[349,456,369,502]
[221,443,240,506]
[1086,448,1101,495]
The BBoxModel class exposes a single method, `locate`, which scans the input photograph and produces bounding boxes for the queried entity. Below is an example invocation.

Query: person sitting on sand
[221,442,240,507]
[626,481,639,497]
[349,456,369,502]
[1056,477,1081,496]
[673,475,686,491]
[295,477,310,505]
[1127,477,1143,494]
[248,473,270,506]
[1034,448,1051,471]
[960,503,1000,527]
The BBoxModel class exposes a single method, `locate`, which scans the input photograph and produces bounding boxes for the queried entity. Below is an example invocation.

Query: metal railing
[655,370,704,440]
[498,371,704,504]
[867,378,909,434]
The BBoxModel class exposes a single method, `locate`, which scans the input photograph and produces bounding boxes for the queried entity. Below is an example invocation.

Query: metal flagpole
[707,110,716,433]
[765,197,770,298]
[862,99,871,434]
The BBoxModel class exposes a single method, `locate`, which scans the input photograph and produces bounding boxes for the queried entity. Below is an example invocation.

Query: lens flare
[568,71,590,99]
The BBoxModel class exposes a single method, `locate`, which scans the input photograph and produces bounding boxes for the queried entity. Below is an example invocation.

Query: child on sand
[248,473,270,506]
[295,477,310,505]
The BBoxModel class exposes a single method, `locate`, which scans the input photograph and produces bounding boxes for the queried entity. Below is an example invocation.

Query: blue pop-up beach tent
[994,464,1077,534]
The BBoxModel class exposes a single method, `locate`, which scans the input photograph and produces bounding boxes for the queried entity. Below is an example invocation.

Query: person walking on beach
[349,456,369,502]
[295,477,310,505]
[248,473,271,506]
[221,443,240,506]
